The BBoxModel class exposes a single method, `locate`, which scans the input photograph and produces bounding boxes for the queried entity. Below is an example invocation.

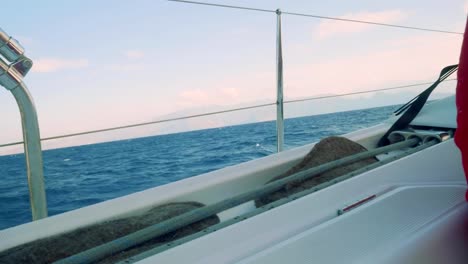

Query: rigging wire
[167,0,463,35]
[0,103,276,148]
[0,79,456,148]
[284,78,457,104]
[1,3,460,151]
[167,0,274,13]
[282,11,463,35]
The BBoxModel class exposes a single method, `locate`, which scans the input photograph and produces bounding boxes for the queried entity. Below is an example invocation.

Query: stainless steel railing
[0,28,48,220]
[275,9,285,152]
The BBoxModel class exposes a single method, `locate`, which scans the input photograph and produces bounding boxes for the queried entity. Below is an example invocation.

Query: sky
[0,0,467,154]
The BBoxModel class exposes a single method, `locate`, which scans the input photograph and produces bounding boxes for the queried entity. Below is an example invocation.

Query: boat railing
[0,2,461,222]
[0,28,48,220]
[0,79,456,150]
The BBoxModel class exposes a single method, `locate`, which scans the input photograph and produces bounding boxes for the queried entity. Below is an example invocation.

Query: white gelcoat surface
[377,202,468,264]
[238,186,466,264]
[138,140,466,263]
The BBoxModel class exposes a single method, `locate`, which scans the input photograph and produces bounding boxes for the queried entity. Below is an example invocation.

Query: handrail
[122,138,439,263]
[0,28,48,220]
[56,138,422,264]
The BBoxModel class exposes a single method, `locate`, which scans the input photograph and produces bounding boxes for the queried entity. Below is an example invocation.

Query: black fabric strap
[377,64,458,147]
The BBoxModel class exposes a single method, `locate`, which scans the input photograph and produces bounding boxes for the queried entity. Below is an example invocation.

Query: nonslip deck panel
[378,202,468,264]
[238,186,466,264]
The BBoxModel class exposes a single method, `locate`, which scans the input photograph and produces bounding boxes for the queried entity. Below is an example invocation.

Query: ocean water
[0,105,397,230]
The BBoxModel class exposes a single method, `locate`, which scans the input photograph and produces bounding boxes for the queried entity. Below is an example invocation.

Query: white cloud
[315,10,407,39]
[32,58,89,73]
[124,50,144,60]
[464,0,468,14]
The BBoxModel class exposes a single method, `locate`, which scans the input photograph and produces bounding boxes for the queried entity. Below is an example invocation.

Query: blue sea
[0,105,397,230]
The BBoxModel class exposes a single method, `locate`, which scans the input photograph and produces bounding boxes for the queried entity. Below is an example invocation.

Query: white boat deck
[238,186,466,264]
[138,140,467,263]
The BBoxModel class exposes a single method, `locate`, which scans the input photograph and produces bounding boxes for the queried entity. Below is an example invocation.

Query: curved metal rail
[0,28,47,220]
